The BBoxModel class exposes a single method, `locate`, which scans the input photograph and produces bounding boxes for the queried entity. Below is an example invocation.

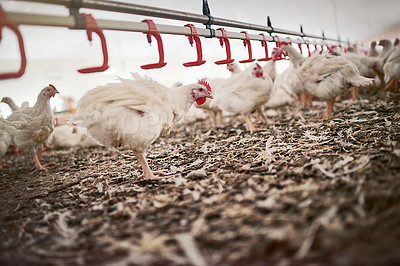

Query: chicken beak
[206,90,213,99]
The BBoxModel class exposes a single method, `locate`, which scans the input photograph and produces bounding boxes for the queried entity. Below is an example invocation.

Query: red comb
[198,79,211,92]
[49,84,59,93]
[255,63,262,69]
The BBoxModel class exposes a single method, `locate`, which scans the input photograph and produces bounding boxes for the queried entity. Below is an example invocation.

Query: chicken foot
[133,150,171,179]
[0,162,11,169]
[30,147,55,172]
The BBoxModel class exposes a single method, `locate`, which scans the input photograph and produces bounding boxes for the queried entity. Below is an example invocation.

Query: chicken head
[42,84,59,98]
[271,47,286,61]
[1,97,11,104]
[252,63,264,78]
[227,62,240,73]
[193,79,213,105]
[379,39,391,48]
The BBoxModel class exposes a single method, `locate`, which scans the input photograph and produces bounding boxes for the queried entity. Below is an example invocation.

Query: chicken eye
[199,88,204,92]
[47,89,50,91]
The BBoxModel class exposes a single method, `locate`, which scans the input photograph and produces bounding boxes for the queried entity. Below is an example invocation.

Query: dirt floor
[1,91,400,265]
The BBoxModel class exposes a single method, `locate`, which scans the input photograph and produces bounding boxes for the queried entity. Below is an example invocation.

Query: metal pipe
[9,12,311,44]
[19,0,341,42]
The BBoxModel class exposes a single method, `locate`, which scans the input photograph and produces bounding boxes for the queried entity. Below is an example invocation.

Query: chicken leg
[380,80,395,93]
[323,98,336,120]
[133,150,169,179]
[216,110,223,127]
[256,106,268,125]
[30,147,55,172]
[212,110,223,128]
[351,87,359,99]
[303,93,314,109]
[243,114,256,134]
[37,143,54,161]
[30,147,46,172]
[37,144,45,161]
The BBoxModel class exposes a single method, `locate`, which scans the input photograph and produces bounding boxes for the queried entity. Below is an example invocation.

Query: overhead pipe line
[20,0,343,43]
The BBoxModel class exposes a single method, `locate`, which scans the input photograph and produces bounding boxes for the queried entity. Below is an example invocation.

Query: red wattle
[196,97,207,105]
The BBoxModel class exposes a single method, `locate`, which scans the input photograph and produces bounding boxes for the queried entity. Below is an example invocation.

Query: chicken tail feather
[349,76,374,88]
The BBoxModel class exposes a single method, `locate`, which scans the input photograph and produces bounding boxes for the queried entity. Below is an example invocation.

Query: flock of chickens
[1,38,399,178]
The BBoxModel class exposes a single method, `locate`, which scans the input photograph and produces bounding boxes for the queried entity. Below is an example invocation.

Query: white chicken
[226,62,242,75]
[374,39,399,88]
[21,101,29,109]
[368,41,379,57]
[262,60,276,82]
[2,97,21,112]
[342,53,383,78]
[275,44,373,119]
[0,118,20,168]
[1,97,29,112]
[75,73,212,179]
[211,63,273,133]
[47,124,97,148]
[381,46,400,92]
[194,78,225,127]
[379,39,394,61]
[1,97,29,157]
[340,52,384,96]
[7,85,59,171]
[229,61,278,79]
[195,63,242,128]
[275,62,307,106]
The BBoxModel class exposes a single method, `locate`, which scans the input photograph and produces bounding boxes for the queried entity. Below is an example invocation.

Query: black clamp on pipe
[300,25,306,39]
[267,16,274,42]
[202,0,215,38]
[69,0,85,29]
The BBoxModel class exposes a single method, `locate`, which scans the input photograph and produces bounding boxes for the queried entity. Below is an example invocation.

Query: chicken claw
[139,170,173,180]
[30,162,56,172]
[0,162,11,169]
